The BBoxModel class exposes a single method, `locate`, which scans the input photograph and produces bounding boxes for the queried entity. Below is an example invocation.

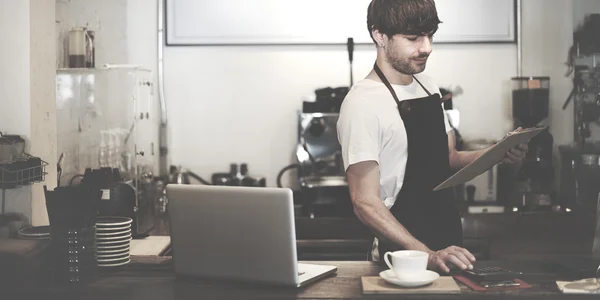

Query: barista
[337,0,528,273]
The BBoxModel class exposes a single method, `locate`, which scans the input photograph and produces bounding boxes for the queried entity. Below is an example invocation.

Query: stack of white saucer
[95,216,132,267]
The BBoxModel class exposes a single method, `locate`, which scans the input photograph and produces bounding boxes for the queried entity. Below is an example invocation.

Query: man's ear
[372,29,386,47]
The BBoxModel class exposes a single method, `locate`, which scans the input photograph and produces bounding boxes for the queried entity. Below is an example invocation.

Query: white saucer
[97,243,130,250]
[97,248,130,258]
[97,233,132,240]
[97,245,130,254]
[96,217,133,227]
[96,225,131,232]
[98,255,131,263]
[96,230,131,237]
[97,236,132,244]
[379,269,439,287]
[98,253,130,260]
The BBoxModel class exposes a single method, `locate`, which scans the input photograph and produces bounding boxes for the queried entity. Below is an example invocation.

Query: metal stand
[0,153,48,216]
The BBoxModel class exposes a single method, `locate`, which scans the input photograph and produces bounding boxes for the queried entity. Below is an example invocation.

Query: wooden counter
[5,256,599,299]
[151,211,595,261]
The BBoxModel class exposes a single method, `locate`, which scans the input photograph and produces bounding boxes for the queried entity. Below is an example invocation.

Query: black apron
[373,63,463,259]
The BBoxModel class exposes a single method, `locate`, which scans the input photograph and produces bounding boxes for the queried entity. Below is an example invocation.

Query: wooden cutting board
[130,236,171,256]
[362,276,461,294]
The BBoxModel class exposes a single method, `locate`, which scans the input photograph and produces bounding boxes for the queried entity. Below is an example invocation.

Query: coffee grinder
[511,77,555,210]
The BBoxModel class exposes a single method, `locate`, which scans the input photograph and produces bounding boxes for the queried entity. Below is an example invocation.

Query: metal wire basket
[0,153,48,189]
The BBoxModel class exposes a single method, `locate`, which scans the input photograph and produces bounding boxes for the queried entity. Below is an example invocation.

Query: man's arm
[346,161,430,252]
[447,131,484,170]
[447,130,529,171]
[346,161,475,273]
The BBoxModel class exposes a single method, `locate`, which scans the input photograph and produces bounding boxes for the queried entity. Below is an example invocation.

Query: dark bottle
[229,164,240,186]
[240,163,257,187]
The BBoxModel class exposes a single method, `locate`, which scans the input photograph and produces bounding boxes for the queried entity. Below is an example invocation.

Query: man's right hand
[427,246,476,273]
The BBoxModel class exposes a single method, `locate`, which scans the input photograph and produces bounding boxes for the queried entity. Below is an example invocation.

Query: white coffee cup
[384,250,429,279]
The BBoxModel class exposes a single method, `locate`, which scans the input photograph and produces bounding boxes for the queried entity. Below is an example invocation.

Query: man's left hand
[501,128,529,164]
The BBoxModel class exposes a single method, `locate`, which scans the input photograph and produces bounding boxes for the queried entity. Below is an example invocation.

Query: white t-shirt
[337,75,452,209]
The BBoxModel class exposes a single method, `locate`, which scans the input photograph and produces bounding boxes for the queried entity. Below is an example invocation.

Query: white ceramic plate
[97,233,132,241]
[18,226,50,238]
[98,258,130,267]
[98,256,130,263]
[96,247,131,255]
[97,243,130,250]
[97,246,130,254]
[97,252,130,260]
[97,237,132,245]
[96,225,131,232]
[379,270,439,288]
[96,230,131,237]
[96,216,133,227]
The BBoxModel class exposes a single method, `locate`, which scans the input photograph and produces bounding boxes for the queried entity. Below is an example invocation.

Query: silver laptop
[166,184,337,287]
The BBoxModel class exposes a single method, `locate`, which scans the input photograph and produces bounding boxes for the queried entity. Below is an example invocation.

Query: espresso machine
[276,39,356,218]
[558,15,600,213]
[294,109,351,218]
[559,53,600,213]
[510,77,555,210]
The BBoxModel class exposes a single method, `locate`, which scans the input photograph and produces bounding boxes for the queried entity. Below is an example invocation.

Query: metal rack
[0,153,48,214]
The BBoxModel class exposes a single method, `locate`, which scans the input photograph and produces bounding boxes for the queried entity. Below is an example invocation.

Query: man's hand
[427,246,476,273]
[501,127,529,164]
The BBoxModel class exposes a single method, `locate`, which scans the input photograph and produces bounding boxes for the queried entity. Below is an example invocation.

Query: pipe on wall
[516,0,522,77]
[158,0,169,176]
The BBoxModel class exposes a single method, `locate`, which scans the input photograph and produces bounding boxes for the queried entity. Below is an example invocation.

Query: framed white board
[165,0,516,45]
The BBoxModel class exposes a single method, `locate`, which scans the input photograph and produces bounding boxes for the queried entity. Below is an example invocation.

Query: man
[337,0,528,273]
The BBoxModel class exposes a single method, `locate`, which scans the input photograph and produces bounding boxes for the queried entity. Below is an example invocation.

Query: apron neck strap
[373,62,433,111]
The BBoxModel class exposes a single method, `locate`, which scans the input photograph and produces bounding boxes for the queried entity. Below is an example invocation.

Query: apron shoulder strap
[373,63,403,112]
[412,75,432,96]
[373,63,434,114]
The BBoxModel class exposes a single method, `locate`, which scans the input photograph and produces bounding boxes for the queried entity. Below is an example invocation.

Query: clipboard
[433,127,547,191]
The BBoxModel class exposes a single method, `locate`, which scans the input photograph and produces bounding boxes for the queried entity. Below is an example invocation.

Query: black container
[2,134,25,160]
[45,186,100,286]
[0,137,15,163]
[511,77,550,127]
[303,87,349,113]
[211,172,232,185]
[559,145,600,213]
[49,226,98,284]
[0,162,17,189]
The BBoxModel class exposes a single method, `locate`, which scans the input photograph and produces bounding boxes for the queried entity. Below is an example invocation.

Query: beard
[385,44,428,75]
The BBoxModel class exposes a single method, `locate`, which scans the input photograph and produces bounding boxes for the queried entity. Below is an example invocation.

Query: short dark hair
[367,0,442,42]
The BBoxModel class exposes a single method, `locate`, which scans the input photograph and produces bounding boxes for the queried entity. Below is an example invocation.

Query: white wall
[521,0,574,189]
[159,4,518,187]
[0,0,56,225]
[0,0,32,218]
[522,0,574,146]
[59,0,581,189]
[0,0,31,141]
[163,43,517,187]
[30,0,57,225]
